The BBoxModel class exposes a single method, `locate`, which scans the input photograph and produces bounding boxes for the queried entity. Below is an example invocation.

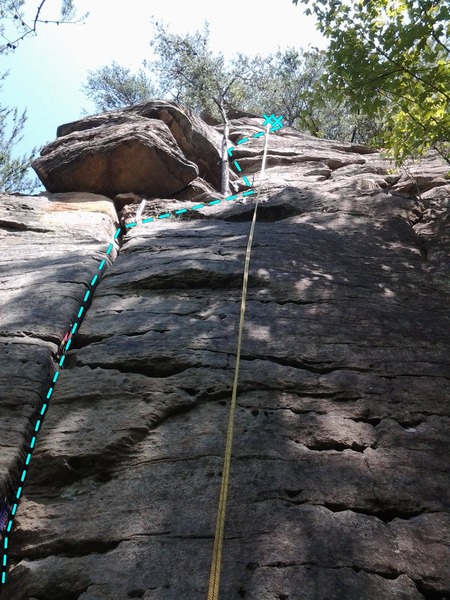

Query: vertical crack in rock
[0,191,122,592]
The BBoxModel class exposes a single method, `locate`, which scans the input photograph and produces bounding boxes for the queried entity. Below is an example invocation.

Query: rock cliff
[0,103,449,600]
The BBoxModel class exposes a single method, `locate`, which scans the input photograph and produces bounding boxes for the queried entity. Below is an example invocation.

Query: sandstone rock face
[1,114,449,600]
[36,100,226,198]
[0,191,118,567]
[32,114,199,198]
[124,101,224,190]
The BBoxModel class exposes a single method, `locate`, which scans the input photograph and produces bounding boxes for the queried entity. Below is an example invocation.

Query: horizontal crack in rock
[304,441,370,453]
[261,561,405,581]
[29,585,90,600]
[0,219,54,234]
[322,502,428,523]
[75,360,195,378]
[415,578,450,599]
[11,538,122,561]
[241,354,370,375]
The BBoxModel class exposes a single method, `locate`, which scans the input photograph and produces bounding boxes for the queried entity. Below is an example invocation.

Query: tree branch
[1,0,87,53]
[417,0,450,55]
[33,0,48,32]
[357,27,450,101]
[346,67,405,91]
[377,85,448,135]
[221,75,238,101]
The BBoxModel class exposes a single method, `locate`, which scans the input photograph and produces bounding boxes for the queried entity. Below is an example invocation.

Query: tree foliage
[0,0,87,53]
[146,20,253,120]
[82,62,158,112]
[0,72,37,192]
[247,46,381,144]
[145,20,262,195]
[84,22,264,194]
[292,0,450,164]
[256,47,325,130]
[84,20,383,150]
[0,1,88,192]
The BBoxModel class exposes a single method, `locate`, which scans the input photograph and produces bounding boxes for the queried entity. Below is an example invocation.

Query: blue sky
[0,0,327,176]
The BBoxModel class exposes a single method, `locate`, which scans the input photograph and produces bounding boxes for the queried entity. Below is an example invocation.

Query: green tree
[82,18,385,188]
[0,73,37,192]
[245,45,382,144]
[84,21,251,194]
[262,47,325,131]
[0,1,88,193]
[146,20,257,195]
[292,0,450,164]
[0,0,87,53]
[83,62,158,112]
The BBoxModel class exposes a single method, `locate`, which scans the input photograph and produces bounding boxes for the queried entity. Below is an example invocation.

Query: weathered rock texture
[1,111,449,600]
[0,191,118,552]
[32,101,230,198]
[32,115,199,198]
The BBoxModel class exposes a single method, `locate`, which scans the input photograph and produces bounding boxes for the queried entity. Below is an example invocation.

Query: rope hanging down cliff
[207,122,272,600]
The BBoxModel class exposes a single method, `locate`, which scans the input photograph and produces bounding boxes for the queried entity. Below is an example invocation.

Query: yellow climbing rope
[207,123,271,600]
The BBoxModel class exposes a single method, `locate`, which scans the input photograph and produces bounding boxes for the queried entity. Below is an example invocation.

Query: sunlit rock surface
[0,192,118,564]
[1,111,449,599]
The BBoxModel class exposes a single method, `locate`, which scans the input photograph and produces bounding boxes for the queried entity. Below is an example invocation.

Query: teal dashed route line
[0,113,283,587]
[123,114,283,229]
